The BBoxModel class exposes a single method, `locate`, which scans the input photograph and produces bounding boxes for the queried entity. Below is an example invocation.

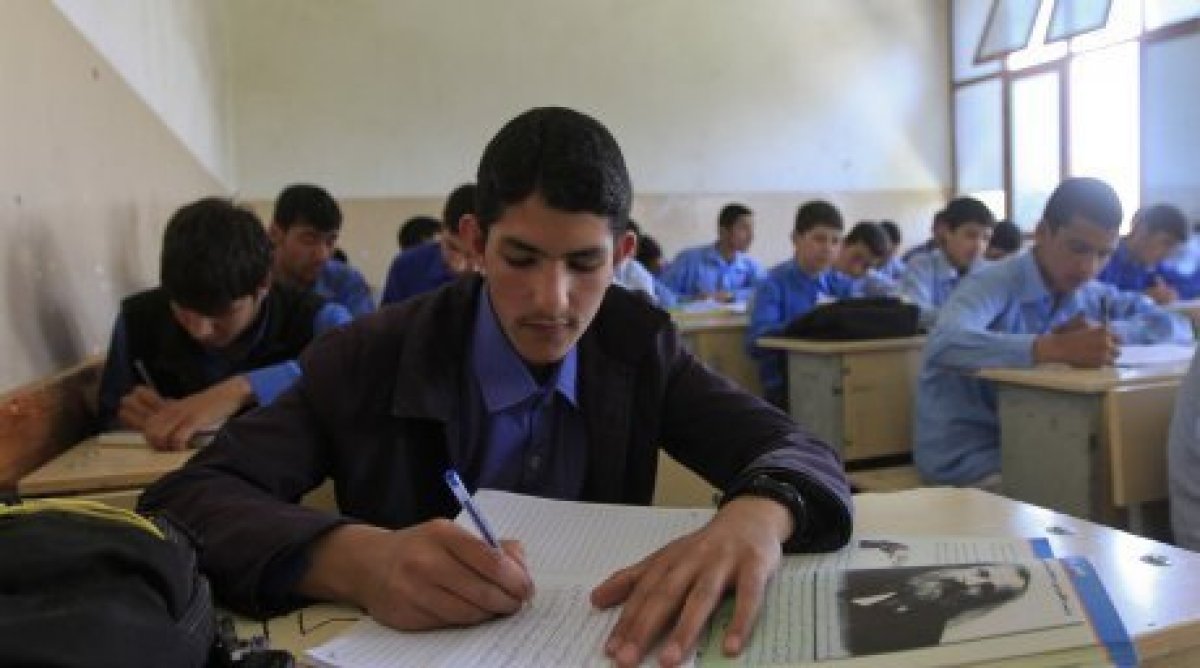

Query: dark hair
[272,183,342,233]
[844,222,889,259]
[1043,177,1122,232]
[636,235,664,267]
[942,197,996,231]
[476,107,631,236]
[397,215,441,250]
[794,200,844,236]
[443,183,477,235]
[880,220,902,245]
[1134,203,1189,243]
[988,220,1023,254]
[718,203,753,230]
[625,218,642,236]
[161,198,271,315]
[331,248,349,264]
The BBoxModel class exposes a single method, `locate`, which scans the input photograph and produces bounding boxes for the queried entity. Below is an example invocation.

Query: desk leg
[997,387,1113,523]
[786,353,844,454]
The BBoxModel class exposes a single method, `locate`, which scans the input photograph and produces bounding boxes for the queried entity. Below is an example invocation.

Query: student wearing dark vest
[97,197,352,451]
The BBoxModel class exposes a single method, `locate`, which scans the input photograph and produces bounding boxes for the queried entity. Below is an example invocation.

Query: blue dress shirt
[915,250,1193,485]
[457,289,587,499]
[379,241,455,307]
[900,249,983,330]
[837,269,899,299]
[1168,352,1200,551]
[878,256,907,281]
[316,260,375,317]
[1096,241,1165,294]
[747,260,856,397]
[662,243,765,302]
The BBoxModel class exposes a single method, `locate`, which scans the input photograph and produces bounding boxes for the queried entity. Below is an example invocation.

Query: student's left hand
[142,376,252,450]
[1146,277,1178,306]
[591,496,792,668]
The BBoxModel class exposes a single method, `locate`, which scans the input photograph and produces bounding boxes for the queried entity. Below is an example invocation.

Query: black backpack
[784,297,921,341]
[0,498,214,667]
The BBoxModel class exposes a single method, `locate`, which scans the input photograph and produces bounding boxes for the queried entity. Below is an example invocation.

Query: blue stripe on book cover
[1063,556,1139,667]
[1029,538,1053,558]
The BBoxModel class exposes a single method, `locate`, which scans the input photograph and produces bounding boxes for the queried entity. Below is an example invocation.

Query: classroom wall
[228,0,952,285]
[0,1,224,392]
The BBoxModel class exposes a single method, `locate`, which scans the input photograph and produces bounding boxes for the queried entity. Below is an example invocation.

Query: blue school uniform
[662,243,765,303]
[900,250,983,329]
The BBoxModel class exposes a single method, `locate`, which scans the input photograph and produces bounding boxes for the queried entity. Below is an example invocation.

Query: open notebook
[306,491,1133,667]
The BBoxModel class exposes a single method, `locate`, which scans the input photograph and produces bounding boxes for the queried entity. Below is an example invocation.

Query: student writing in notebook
[140,107,853,668]
[914,178,1193,489]
[97,198,351,450]
[900,196,996,330]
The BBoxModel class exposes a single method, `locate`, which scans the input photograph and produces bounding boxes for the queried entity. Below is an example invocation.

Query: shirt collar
[471,287,578,413]
[1014,249,1055,304]
[704,243,738,266]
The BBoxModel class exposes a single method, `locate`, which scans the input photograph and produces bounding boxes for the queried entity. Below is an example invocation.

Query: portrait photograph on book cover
[836,563,1032,658]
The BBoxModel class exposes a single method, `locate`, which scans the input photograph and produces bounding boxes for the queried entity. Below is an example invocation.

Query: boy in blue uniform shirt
[662,203,765,303]
[747,200,854,408]
[380,183,478,306]
[915,178,1193,488]
[901,197,996,329]
[832,222,897,297]
[1097,203,1189,305]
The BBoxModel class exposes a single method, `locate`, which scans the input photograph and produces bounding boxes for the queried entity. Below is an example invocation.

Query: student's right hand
[117,385,169,430]
[299,521,534,631]
[142,376,252,450]
[1033,325,1120,368]
[1146,277,1178,305]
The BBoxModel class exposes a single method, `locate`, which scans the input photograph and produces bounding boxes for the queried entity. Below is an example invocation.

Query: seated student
[630,227,678,307]
[985,219,1023,260]
[613,220,676,307]
[380,183,478,306]
[900,197,996,329]
[915,178,1193,488]
[747,200,853,409]
[1168,352,1200,552]
[397,215,442,251]
[97,198,351,451]
[270,183,375,317]
[662,203,765,303]
[833,222,898,297]
[1097,203,1189,305]
[901,210,947,263]
[877,220,906,280]
[139,107,852,668]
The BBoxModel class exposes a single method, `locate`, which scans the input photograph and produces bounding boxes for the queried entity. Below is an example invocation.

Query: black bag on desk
[0,498,214,667]
[783,297,920,340]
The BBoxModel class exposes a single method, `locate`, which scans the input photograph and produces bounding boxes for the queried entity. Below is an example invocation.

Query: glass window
[1144,31,1200,220]
[1007,0,1071,69]
[1070,0,1143,52]
[1010,70,1062,229]
[978,0,1044,63]
[955,80,1007,217]
[1047,0,1112,43]
[955,0,1004,80]
[1145,0,1200,30]
[1069,42,1140,230]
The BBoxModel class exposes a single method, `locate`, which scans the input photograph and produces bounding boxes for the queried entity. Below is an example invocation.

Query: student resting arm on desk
[97,198,350,451]
[913,178,1193,489]
[139,107,853,668]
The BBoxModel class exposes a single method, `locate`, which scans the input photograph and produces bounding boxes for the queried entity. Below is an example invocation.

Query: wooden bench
[0,357,103,493]
[848,464,924,493]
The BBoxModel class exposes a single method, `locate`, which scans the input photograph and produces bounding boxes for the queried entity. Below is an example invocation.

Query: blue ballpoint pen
[445,469,501,549]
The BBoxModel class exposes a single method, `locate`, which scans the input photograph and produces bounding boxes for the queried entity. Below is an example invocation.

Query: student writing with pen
[140,108,853,668]
[97,198,351,450]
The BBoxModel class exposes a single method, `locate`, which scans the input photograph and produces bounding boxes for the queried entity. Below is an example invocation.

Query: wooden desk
[674,311,761,396]
[756,336,925,461]
[980,361,1189,526]
[253,489,1200,666]
[16,438,194,498]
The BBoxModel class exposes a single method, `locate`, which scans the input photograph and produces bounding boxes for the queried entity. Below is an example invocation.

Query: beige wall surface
[0,1,223,392]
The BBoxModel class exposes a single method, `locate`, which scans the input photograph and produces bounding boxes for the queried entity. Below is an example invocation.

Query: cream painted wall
[53,0,235,186]
[0,1,223,391]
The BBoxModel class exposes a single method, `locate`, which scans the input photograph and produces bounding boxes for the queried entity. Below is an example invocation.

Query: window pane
[1007,0,1070,69]
[1010,71,1061,229]
[955,80,1007,216]
[954,0,1004,81]
[978,0,1043,63]
[1070,0,1142,52]
[1146,0,1200,30]
[1144,31,1200,221]
[1047,0,1111,43]
[1070,43,1140,230]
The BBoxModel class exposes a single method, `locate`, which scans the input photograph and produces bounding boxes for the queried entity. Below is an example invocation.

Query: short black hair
[397,215,441,250]
[442,183,478,235]
[161,197,271,315]
[636,234,664,266]
[794,200,844,236]
[1043,177,1122,232]
[625,218,643,236]
[942,197,997,231]
[332,248,349,264]
[844,222,889,259]
[880,220,902,245]
[476,107,631,236]
[272,183,342,233]
[719,203,752,230]
[988,220,1023,254]
[1134,204,1189,243]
